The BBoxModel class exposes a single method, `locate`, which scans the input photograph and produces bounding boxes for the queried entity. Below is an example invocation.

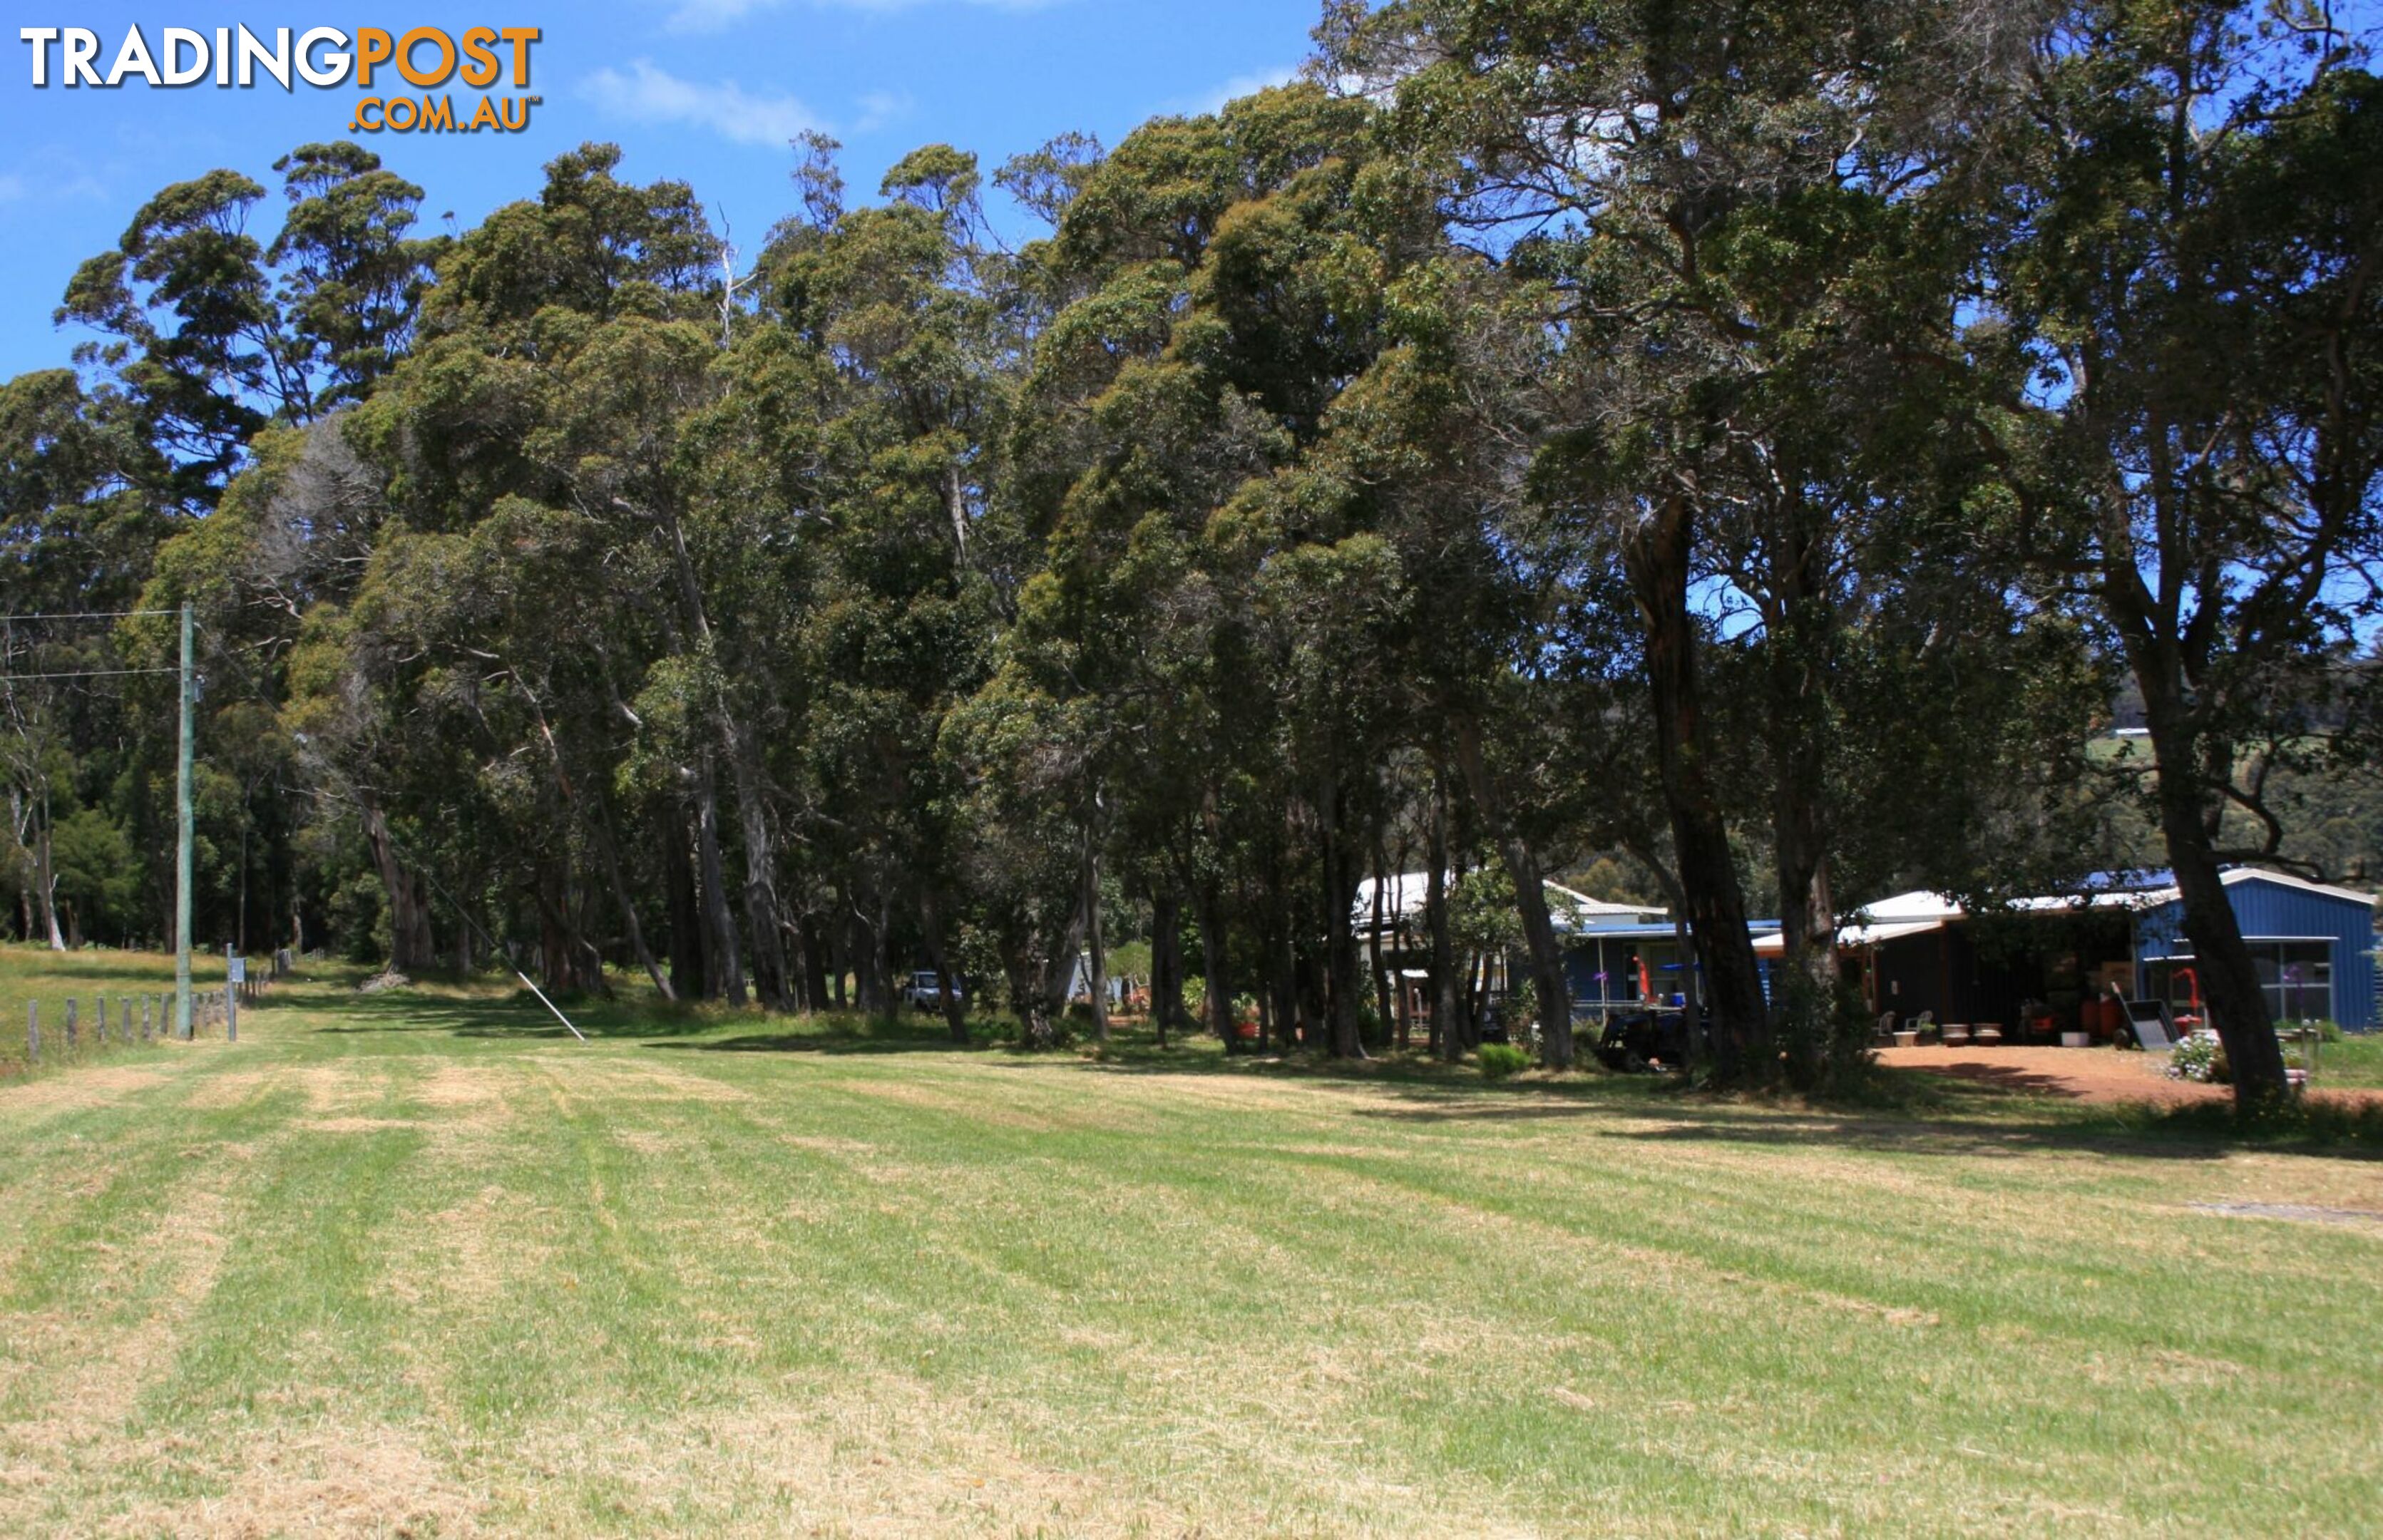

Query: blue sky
[0,1,1322,380]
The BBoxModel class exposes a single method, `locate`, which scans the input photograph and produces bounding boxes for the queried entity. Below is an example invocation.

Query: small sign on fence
[227,957,247,984]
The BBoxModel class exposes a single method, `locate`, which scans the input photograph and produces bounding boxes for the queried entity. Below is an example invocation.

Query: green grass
[3,948,2380,1535]
[2311,1030,2383,1089]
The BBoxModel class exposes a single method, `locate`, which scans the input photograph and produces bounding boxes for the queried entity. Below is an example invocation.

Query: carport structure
[1775,868,2380,1040]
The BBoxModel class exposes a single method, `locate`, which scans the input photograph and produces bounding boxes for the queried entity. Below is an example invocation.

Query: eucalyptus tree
[1329,0,2041,1080]
[1280,247,1602,1066]
[283,143,740,990]
[758,140,1013,1028]
[268,142,442,411]
[58,170,292,508]
[43,143,435,958]
[59,143,438,511]
[1991,3,2383,1107]
[1001,85,1410,1052]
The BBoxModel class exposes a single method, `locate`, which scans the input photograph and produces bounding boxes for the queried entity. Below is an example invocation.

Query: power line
[0,610,182,622]
[0,668,178,682]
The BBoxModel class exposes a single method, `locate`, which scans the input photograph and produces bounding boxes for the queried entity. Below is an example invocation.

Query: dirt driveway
[1876,1043,2383,1108]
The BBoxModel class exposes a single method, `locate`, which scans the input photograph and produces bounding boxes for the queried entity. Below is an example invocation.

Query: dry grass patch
[554,1058,754,1105]
[377,1182,560,1317]
[1,1064,171,1116]
[182,1069,275,1111]
[113,1424,482,1539]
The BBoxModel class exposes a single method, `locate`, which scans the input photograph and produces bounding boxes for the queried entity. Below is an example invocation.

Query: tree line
[2,0,2377,1108]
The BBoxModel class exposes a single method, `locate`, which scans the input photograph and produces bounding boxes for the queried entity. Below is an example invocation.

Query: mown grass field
[2,948,2379,1536]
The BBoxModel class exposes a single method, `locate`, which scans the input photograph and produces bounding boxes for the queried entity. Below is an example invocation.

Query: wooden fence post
[96,997,108,1043]
[65,998,77,1049]
[26,1002,36,1062]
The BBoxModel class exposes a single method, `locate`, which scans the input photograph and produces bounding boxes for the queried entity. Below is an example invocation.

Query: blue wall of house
[2133,876,2377,1030]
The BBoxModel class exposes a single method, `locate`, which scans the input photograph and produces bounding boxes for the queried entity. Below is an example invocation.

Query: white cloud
[665,0,779,29]
[663,0,1064,34]
[1179,63,1301,116]
[581,59,822,147]
[0,163,108,205]
[851,90,915,135]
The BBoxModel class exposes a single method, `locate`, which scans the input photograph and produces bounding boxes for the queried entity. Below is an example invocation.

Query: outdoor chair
[1875,1011,1899,1045]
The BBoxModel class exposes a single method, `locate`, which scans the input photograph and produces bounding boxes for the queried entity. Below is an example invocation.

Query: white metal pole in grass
[409,838,586,1042]
[302,782,586,1043]
[511,969,588,1042]
[175,601,194,1040]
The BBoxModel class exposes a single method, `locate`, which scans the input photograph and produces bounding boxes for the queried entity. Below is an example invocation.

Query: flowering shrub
[2168,1030,2229,1084]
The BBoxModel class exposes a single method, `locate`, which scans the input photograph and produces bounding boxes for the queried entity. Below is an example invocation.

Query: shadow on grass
[1051,1039,2383,1159]
[278,985,2383,1159]
[651,1018,979,1056]
[1904,1062,2089,1100]
[294,982,960,1049]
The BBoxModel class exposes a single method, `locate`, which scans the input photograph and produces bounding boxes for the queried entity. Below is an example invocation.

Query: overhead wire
[0,607,187,682]
[0,667,178,682]
[0,609,586,1042]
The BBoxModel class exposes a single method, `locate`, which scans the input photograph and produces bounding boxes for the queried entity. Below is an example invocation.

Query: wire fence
[0,966,280,1084]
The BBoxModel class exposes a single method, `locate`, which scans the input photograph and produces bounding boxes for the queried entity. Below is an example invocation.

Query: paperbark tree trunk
[1625,496,1761,1080]
[873,891,896,1015]
[1196,880,1236,1048]
[34,816,63,953]
[799,911,831,1013]
[919,887,970,1044]
[663,815,706,1000]
[1082,840,1109,1044]
[360,796,435,973]
[1428,766,1459,1062]
[1149,889,1182,1047]
[1771,737,1840,1082]
[724,723,792,1010]
[2134,662,2289,1107]
[1319,774,1363,1059]
[692,756,745,1005]
[1454,722,1573,1068]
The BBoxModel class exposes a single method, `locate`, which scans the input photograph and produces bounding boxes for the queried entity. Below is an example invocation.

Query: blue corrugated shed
[2132,870,2379,1030]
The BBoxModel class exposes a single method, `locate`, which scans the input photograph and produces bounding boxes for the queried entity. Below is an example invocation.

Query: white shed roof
[1352,873,1666,928]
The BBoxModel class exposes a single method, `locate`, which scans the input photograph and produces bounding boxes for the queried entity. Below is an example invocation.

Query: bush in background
[1478,1043,1529,1080]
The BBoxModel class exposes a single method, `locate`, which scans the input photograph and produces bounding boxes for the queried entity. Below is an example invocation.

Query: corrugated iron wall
[2132,876,2378,1030]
